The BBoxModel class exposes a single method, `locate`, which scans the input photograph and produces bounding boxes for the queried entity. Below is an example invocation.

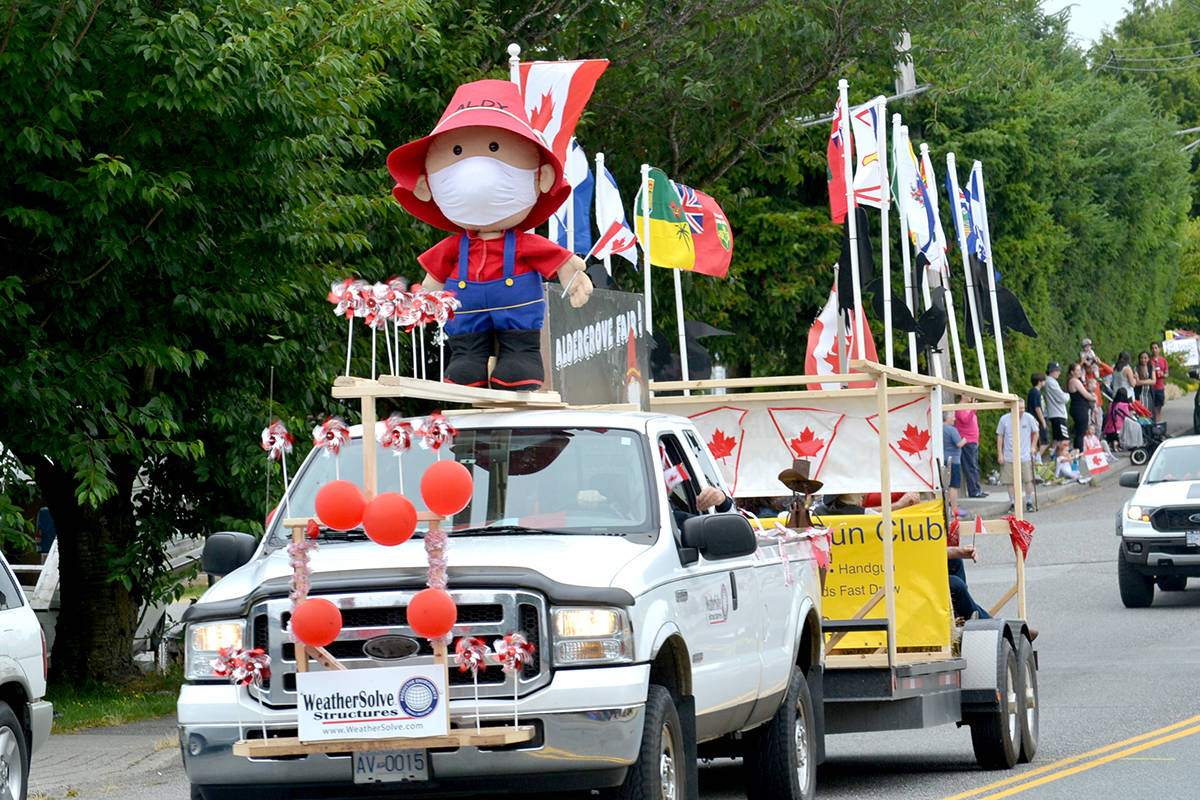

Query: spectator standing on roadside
[1027,372,1049,462]
[996,397,1038,514]
[1066,362,1096,452]
[1134,350,1157,410]
[1150,342,1168,423]
[943,411,967,518]
[1111,351,1135,402]
[955,394,986,498]
[1042,361,1070,449]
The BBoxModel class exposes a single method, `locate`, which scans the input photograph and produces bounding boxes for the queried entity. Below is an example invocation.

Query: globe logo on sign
[399,676,439,718]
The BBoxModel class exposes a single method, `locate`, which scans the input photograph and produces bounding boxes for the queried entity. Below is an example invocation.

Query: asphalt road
[29,398,1200,800]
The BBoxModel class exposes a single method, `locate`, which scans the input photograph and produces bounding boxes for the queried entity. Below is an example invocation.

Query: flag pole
[673,268,691,392]
[921,143,965,385]
[946,153,989,390]
[839,80,865,360]
[974,161,1009,395]
[596,152,613,278]
[640,163,652,340]
[903,128,940,379]
[876,96,893,368]
[566,137,577,256]
[892,114,919,373]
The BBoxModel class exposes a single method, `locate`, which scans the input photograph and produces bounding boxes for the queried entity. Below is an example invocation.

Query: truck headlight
[184,620,246,680]
[551,607,632,666]
[1126,505,1153,522]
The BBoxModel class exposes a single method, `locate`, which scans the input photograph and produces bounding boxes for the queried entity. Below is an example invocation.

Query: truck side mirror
[680,513,757,560]
[1118,471,1141,488]
[201,531,259,577]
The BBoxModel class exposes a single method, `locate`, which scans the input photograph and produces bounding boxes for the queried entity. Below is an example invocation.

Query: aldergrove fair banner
[547,289,650,407]
[818,499,951,649]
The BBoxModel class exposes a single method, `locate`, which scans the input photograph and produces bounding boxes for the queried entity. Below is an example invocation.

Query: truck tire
[742,665,816,800]
[1016,636,1039,764]
[969,639,1020,770]
[1157,576,1187,592]
[1118,548,1155,608]
[0,700,29,800]
[609,685,686,800]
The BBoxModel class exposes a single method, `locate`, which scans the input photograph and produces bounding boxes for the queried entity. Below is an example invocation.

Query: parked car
[0,548,54,800]
[1116,435,1200,607]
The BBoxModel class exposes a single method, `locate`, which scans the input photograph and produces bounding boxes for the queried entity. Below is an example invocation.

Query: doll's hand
[568,271,594,307]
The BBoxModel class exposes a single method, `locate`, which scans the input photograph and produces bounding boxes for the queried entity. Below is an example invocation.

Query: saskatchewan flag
[633,167,695,270]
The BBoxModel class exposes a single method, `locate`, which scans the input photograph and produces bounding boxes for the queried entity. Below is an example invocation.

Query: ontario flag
[671,182,734,278]
[517,59,609,167]
[827,98,852,223]
[588,166,638,265]
[805,285,878,390]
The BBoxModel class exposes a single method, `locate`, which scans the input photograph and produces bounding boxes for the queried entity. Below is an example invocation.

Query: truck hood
[1130,480,1200,508]
[198,533,647,606]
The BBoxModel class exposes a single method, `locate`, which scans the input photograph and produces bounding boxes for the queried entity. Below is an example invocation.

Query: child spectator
[1083,423,1114,463]
[1054,441,1092,484]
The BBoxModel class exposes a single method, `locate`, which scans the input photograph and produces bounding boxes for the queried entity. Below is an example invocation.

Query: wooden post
[289,520,311,674]
[876,375,898,668]
[362,395,377,500]
[1009,397,1027,620]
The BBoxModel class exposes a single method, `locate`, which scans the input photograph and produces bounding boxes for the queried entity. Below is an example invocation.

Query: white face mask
[427,156,539,229]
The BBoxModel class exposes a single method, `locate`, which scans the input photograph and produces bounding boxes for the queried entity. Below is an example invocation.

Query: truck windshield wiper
[449,524,569,536]
[316,529,369,541]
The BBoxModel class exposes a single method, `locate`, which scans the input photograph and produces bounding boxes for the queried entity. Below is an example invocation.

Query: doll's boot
[490,329,544,390]
[444,332,491,387]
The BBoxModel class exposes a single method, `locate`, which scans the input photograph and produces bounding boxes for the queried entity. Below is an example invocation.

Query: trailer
[649,359,1040,770]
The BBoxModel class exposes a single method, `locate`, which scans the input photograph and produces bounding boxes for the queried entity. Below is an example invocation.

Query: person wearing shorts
[996,398,1038,513]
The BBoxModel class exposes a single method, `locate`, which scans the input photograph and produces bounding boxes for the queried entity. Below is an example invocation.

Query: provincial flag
[805,286,878,390]
[1082,447,1110,474]
[672,182,734,278]
[963,161,992,267]
[633,167,695,270]
[850,97,886,208]
[550,139,594,255]
[588,166,638,265]
[891,127,936,263]
[517,59,609,167]
[827,98,852,223]
[918,147,949,274]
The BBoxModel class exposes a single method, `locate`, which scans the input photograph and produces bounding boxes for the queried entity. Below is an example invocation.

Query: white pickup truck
[178,408,825,800]
[1,547,53,800]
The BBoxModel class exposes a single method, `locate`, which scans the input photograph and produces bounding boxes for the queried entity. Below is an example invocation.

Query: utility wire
[1098,59,1200,71]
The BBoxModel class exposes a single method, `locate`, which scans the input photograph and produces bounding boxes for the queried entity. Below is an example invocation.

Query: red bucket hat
[387,79,568,233]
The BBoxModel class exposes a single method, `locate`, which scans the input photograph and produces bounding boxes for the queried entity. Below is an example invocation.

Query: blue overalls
[444,231,546,336]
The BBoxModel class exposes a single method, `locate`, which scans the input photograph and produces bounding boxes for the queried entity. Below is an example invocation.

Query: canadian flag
[517,59,609,167]
[659,444,690,492]
[588,166,638,264]
[1082,447,1109,474]
[687,405,749,495]
[805,287,878,390]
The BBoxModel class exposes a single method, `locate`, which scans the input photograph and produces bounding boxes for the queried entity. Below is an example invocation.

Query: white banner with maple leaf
[687,405,750,495]
[663,392,937,496]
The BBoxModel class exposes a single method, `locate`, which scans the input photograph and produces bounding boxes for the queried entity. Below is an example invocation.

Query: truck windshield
[267,427,654,546]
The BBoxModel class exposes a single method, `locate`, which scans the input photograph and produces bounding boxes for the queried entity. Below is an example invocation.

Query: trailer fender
[959,619,1010,715]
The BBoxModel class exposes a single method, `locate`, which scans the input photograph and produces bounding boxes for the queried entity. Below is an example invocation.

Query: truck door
[661,432,760,739]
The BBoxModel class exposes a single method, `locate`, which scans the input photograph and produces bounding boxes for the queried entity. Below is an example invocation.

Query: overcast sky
[1041,0,1133,46]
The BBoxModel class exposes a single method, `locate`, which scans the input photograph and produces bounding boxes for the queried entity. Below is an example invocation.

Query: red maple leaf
[789,427,825,458]
[708,429,737,461]
[897,424,931,456]
[528,92,555,132]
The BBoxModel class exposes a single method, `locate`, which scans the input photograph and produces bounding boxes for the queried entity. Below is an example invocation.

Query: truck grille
[1151,506,1200,532]
[249,589,548,709]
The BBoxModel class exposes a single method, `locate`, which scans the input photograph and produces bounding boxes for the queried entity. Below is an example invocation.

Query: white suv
[0,549,53,800]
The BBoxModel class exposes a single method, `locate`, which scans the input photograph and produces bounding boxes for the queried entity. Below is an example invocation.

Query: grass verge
[46,665,182,732]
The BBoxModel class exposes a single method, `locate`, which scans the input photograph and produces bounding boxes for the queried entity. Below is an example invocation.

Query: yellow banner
[820,499,951,650]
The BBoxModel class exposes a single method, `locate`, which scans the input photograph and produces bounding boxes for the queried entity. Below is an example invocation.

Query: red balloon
[420,460,473,517]
[362,492,417,546]
[407,588,457,639]
[290,598,342,648]
[314,480,365,530]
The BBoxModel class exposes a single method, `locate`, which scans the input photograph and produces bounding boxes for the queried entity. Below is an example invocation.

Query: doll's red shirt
[419,230,572,284]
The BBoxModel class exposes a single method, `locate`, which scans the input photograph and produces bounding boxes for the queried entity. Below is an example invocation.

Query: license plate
[1187,530,1200,547]
[353,749,429,783]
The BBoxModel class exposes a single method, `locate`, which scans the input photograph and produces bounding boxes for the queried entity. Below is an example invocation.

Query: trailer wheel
[969,639,1020,770]
[609,685,685,800]
[1016,636,1039,764]
[1118,548,1155,608]
[742,665,816,800]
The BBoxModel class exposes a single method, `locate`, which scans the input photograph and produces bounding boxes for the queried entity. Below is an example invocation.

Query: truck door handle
[729,572,738,611]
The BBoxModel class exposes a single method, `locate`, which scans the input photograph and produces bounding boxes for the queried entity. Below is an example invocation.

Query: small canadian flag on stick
[1082,447,1109,474]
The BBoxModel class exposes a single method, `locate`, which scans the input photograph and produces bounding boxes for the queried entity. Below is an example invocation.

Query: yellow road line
[939,714,1200,800]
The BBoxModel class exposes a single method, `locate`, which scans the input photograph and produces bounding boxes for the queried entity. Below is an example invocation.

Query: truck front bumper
[178,664,648,792]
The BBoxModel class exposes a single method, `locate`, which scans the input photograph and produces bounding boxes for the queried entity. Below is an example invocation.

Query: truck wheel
[1016,636,1039,764]
[0,700,29,800]
[969,639,1020,770]
[1157,576,1187,592]
[742,665,816,800]
[1118,548,1155,608]
[610,685,685,800]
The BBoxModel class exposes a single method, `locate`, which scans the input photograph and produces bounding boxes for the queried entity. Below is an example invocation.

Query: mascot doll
[387,79,593,389]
